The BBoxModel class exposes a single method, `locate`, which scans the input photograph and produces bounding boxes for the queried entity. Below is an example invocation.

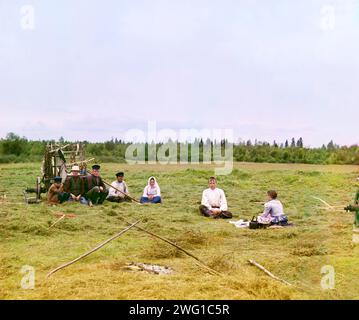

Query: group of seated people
[47,165,288,226]
[47,164,162,207]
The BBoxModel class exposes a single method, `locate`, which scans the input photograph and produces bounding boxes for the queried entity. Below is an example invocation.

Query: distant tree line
[0,132,358,165]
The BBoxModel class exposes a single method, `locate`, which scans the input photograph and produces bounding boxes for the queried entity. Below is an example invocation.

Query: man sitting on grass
[107,171,131,202]
[199,177,232,219]
[63,165,86,204]
[83,164,109,206]
[257,190,288,225]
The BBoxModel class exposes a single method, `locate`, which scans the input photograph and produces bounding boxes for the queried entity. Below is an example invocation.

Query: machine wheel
[36,176,41,200]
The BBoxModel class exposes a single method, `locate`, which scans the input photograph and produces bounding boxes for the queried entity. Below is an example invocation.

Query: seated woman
[258,190,288,225]
[140,176,162,204]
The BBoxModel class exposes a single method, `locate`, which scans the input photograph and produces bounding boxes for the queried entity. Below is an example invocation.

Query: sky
[0,0,358,147]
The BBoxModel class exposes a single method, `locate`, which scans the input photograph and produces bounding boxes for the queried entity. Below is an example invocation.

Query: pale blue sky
[0,0,358,146]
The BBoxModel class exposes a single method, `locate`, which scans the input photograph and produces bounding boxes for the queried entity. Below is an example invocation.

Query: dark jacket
[63,176,84,196]
[83,174,106,193]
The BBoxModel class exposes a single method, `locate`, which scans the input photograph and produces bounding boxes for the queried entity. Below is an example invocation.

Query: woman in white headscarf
[140,176,162,203]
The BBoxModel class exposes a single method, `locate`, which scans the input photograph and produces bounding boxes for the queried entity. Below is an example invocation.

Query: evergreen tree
[296,137,303,148]
[0,132,358,166]
[327,140,335,150]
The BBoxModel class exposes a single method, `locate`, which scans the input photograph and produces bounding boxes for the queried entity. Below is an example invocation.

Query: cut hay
[248,260,292,286]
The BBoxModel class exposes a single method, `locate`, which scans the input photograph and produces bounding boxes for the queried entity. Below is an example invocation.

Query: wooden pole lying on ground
[318,205,346,209]
[317,206,344,212]
[48,212,77,229]
[46,220,141,278]
[311,196,334,209]
[248,259,292,286]
[122,219,221,276]
[49,214,66,229]
[312,196,347,212]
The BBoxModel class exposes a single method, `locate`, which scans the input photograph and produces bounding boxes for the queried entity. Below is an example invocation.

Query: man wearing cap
[107,172,131,202]
[47,176,69,204]
[83,164,108,206]
[63,165,85,203]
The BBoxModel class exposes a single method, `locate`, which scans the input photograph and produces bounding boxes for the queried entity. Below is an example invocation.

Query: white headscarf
[143,176,161,197]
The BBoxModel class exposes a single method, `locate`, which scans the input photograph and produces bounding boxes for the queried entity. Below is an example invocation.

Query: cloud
[0,1,358,146]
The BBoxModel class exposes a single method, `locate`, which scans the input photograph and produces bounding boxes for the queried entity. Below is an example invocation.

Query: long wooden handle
[87,170,140,203]
[248,259,292,286]
[47,220,141,278]
[102,179,140,203]
[48,215,65,229]
[123,219,222,276]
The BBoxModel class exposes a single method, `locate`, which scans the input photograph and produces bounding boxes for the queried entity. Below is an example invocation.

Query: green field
[0,162,358,300]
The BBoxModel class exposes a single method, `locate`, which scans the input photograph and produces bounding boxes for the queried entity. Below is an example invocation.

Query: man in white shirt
[107,172,131,202]
[199,177,232,219]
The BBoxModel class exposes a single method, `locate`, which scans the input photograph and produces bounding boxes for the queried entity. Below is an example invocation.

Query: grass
[0,162,359,300]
